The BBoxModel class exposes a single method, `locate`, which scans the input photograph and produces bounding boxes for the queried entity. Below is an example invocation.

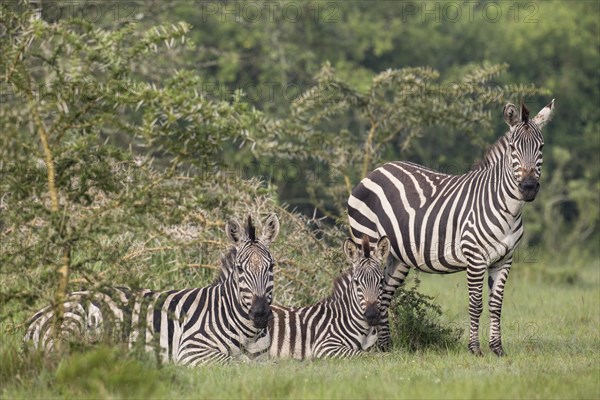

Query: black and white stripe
[24,214,280,365]
[265,236,390,360]
[348,100,555,356]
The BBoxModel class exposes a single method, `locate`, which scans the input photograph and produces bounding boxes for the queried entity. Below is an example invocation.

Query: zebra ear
[225,218,246,245]
[374,236,391,262]
[532,99,555,129]
[343,238,361,263]
[259,214,280,245]
[503,103,520,128]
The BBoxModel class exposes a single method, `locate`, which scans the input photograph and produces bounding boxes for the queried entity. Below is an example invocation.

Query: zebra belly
[481,228,522,266]
[402,232,519,273]
[407,253,467,274]
[348,172,471,274]
[392,236,469,274]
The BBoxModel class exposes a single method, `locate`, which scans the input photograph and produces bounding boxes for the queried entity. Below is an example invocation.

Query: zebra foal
[265,236,390,360]
[348,100,555,356]
[24,214,280,365]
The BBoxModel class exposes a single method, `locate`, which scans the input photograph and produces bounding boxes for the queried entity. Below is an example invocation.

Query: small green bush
[388,274,463,352]
[1,340,176,398]
[54,345,168,398]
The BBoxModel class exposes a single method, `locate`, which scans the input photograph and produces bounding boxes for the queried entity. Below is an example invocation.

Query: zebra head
[343,235,391,327]
[225,214,280,329]
[503,99,555,202]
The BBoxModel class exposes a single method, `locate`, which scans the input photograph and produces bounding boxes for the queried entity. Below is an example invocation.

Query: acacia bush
[0,4,337,339]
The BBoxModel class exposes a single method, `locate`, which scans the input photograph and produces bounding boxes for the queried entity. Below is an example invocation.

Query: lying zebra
[222,235,391,360]
[267,236,390,359]
[24,214,280,365]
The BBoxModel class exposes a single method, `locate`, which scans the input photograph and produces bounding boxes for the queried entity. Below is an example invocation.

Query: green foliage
[389,274,464,352]
[1,343,172,399]
[263,61,543,217]
[124,0,599,253]
[0,342,57,388]
[523,145,600,260]
[54,346,166,398]
[515,259,583,287]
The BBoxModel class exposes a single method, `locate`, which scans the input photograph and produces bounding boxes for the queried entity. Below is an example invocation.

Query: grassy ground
[2,261,598,399]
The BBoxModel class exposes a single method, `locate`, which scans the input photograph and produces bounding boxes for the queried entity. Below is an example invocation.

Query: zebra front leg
[376,310,391,351]
[314,339,366,359]
[378,259,410,351]
[488,263,512,356]
[176,341,234,366]
[466,266,486,356]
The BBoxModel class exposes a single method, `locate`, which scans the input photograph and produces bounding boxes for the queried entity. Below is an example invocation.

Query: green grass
[2,262,598,399]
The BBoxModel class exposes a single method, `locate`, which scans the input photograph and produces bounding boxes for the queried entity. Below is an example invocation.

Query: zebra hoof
[469,347,483,357]
[377,342,392,352]
[491,347,506,357]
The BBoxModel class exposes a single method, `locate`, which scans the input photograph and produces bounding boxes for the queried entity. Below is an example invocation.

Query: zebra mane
[213,246,237,285]
[361,235,370,258]
[247,216,256,242]
[470,134,510,171]
[321,269,354,304]
[521,102,530,123]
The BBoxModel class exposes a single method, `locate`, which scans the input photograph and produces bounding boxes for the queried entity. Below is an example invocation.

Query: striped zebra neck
[470,133,524,214]
[324,270,352,302]
[215,247,237,284]
[323,271,371,330]
[472,134,511,171]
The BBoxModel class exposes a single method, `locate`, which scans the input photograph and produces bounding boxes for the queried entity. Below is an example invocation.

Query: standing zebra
[264,236,390,360]
[348,100,555,356]
[24,214,280,365]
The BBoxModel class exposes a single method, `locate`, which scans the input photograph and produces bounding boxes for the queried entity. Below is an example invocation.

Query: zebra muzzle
[364,303,380,327]
[249,296,272,329]
[518,177,540,202]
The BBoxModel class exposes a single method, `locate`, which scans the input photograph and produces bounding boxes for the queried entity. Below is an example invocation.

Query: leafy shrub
[54,345,167,398]
[1,340,174,398]
[388,274,463,352]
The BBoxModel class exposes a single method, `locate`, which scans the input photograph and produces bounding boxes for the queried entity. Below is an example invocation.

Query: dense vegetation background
[0,1,598,398]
